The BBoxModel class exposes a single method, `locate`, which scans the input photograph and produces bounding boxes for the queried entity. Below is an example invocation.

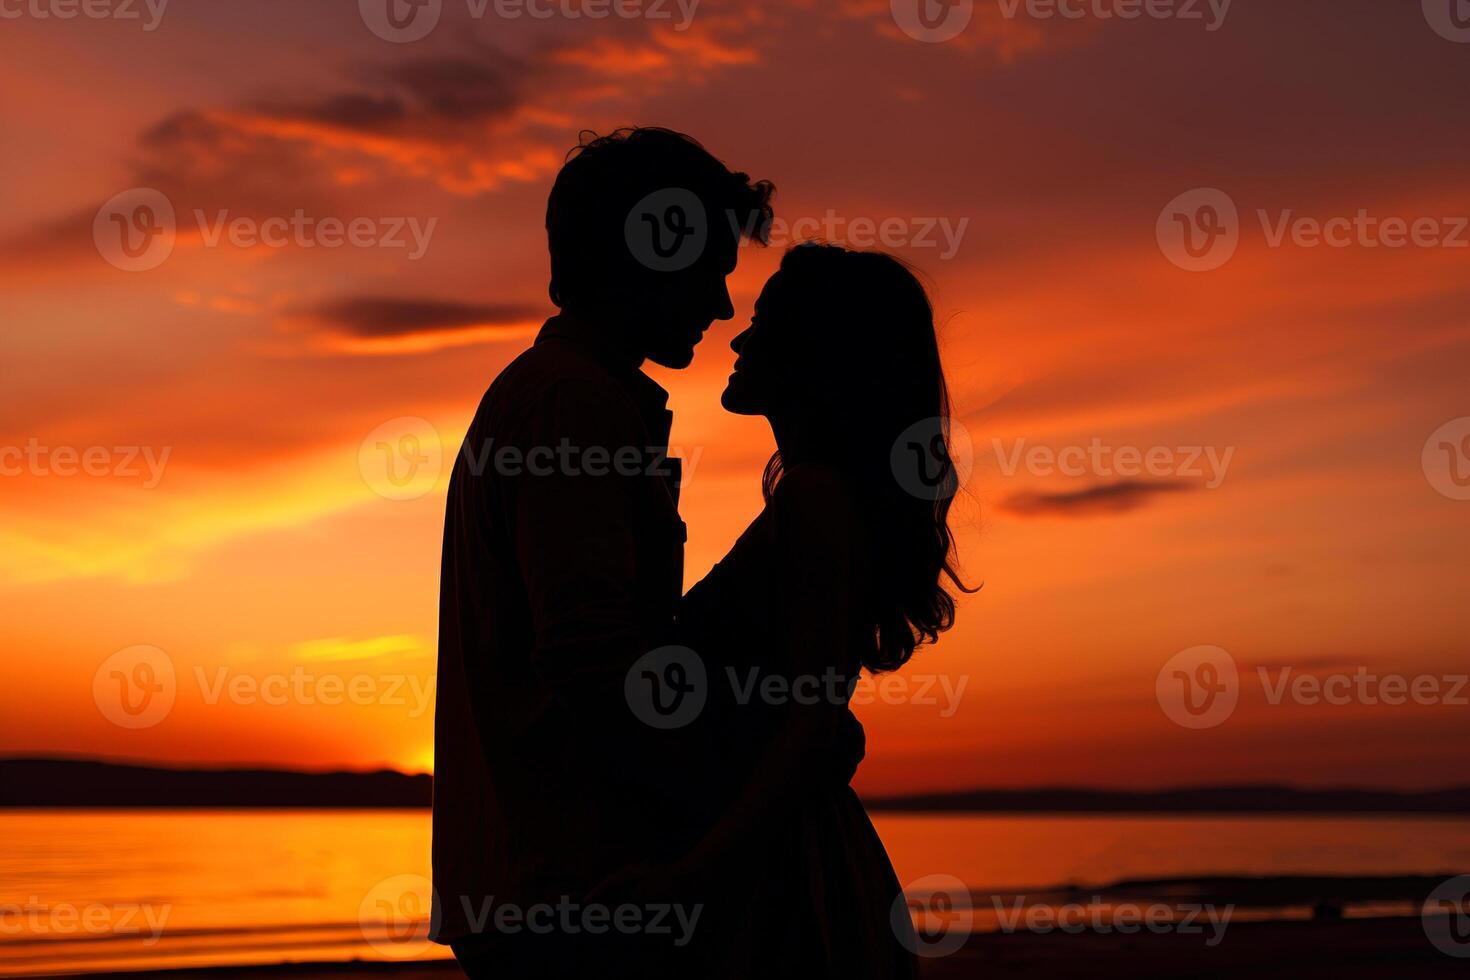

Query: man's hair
[545,127,775,309]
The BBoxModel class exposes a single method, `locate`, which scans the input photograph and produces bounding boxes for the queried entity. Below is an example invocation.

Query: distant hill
[5,758,1468,812]
[0,758,431,808]
[863,785,1470,814]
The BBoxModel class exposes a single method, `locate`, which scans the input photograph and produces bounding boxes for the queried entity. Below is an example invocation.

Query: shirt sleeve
[511,376,657,698]
[503,375,689,846]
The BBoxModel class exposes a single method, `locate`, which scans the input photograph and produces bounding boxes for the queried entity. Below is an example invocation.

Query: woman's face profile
[720,271,796,417]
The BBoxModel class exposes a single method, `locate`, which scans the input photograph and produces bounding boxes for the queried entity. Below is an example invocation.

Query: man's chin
[646,345,697,370]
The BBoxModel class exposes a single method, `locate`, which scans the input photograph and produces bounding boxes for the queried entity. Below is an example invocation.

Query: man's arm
[504,376,680,810]
[514,377,653,692]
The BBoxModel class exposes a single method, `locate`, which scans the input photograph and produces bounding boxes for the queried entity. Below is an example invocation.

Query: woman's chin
[720,382,760,416]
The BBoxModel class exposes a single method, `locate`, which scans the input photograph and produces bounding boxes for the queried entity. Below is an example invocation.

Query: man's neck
[556,307,645,372]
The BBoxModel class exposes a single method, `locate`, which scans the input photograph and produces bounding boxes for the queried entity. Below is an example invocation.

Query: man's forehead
[710,227,739,264]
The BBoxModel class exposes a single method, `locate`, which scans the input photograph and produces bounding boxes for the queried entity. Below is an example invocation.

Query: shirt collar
[536,312,673,445]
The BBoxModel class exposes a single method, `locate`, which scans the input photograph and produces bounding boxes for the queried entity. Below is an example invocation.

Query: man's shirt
[431,313,686,942]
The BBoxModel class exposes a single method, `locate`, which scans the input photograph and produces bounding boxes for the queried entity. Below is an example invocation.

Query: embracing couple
[431,127,970,979]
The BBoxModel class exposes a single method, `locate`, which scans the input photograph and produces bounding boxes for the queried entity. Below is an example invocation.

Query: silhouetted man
[431,128,773,979]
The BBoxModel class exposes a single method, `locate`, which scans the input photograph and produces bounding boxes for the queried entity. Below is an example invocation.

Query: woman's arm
[669,464,866,888]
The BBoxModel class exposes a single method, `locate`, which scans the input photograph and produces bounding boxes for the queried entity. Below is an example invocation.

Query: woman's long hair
[760,244,975,673]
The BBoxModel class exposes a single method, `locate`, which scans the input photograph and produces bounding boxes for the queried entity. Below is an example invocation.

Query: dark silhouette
[13,759,1470,815]
[860,784,1470,814]
[0,757,431,808]
[643,245,972,978]
[432,128,772,979]
[435,130,972,979]
[722,244,973,672]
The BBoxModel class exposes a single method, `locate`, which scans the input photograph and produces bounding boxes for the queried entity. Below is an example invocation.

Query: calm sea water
[3,810,1469,976]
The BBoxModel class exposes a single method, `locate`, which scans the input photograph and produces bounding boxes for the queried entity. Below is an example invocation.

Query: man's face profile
[638,229,739,369]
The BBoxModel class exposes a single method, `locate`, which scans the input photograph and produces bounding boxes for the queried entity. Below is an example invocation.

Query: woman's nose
[730,327,750,354]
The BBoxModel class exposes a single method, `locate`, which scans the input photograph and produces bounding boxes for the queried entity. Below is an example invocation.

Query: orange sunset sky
[2,0,1468,796]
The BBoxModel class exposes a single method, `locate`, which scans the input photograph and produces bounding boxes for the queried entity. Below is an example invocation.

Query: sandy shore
[936,916,1464,977]
[67,916,1466,979]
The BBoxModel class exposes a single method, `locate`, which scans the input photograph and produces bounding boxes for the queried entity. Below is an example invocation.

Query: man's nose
[713,282,734,321]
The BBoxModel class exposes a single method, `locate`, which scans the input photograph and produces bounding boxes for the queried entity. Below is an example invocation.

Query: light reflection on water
[2,810,1468,975]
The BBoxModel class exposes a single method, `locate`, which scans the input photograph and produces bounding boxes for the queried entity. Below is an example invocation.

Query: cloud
[292,634,428,663]
[303,297,544,337]
[283,296,546,355]
[126,27,765,200]
[1,16,777,281]
[842,0,1053,58]
[137,51,561,198]
[249,54,526,135]
[1000,479,1196,518]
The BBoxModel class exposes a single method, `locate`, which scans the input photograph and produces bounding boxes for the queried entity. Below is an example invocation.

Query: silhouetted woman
[670,244,973,978]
